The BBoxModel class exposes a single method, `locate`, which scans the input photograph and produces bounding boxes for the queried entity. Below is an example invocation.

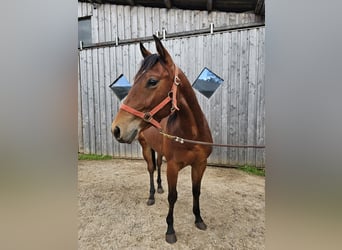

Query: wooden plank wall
[78,3,265,167]
[78,2,264,42]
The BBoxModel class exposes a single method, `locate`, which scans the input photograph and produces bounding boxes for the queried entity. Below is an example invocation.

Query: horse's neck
[174,72,212,140]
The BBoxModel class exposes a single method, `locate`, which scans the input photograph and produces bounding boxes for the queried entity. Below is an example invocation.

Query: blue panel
[192,67,224,98]
[109,74,132,101]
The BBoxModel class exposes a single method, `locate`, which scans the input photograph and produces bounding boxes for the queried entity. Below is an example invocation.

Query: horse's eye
[147,78,159,88]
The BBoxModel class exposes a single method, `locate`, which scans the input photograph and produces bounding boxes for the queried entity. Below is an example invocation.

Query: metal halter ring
[143,112,152,122]
[168,91,173,98]
[174,76,181,85]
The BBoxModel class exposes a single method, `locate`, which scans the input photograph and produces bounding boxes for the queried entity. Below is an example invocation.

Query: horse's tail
[151,149,156,171]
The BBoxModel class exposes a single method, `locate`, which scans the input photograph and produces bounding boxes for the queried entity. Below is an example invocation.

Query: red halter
[119,65,180,130]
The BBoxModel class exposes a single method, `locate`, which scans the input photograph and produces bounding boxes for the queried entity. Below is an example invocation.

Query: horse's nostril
[113,126,120,139]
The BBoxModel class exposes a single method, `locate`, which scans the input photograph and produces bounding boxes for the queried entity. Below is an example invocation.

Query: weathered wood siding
[78,2,263,42]
[78,3,265,167]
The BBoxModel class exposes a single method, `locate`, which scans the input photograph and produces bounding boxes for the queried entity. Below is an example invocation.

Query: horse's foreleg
[165,162,179,244]
[140,139,156,206]
[191,162,207,230]
[156,153,164,193]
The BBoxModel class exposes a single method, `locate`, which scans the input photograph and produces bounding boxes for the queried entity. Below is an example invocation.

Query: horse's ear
[153,35,173,65]
[140,42,152,58]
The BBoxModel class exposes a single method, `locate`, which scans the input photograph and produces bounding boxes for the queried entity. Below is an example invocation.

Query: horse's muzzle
[112,125,138,144]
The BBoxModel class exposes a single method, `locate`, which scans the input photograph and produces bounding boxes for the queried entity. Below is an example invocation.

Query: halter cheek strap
[119,65,180,130]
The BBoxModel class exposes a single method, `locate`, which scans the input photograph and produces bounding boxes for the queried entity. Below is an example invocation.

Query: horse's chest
[163,144,206,166]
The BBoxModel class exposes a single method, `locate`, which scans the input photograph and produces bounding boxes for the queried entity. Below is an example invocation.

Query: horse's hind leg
[156,153,164,193]
[191,161,207,230]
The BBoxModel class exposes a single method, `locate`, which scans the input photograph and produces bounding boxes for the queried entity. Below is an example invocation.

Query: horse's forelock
[134,53,173,82]
[135,54,160,79]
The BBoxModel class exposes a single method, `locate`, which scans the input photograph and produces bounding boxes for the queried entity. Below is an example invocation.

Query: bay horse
[111,35,213,244]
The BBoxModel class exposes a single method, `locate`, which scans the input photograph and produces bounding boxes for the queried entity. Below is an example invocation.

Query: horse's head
[112,35,178,143]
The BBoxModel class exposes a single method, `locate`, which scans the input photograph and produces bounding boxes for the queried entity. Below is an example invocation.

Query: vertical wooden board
[228,31,239,165]
[92,48,101,155]
[247,29,258,166]
[212,11,218,28]
[137,7,145,38]
[159,8,168,31]
[236,13,242,24]
[110,5,118,41]
[229,13,237,25]
[172,37,181,66]
[183,10,191,31]
[91,4,99,43]
[187,36,196,82]
[221,32,229,165]
[256,28,265,167]
[86,49,96,154]
[222,13,230,26]
[202,10,209,29]
[124,6,131,39]
[213,11,220,27]
[87,3,93,17]
[152,7,160,36]
[78,54,84,153]
[195,35,204,75]
[117,5,124,40]
[82,2,87,17]
[104,47,113,156]
[216,34,224,164]
[97,48,106,155]
[175,9,183,33]
[144,7,152,37]
[167,9,175,34]
[104,4,111,42]
[238,30,249,165]
[97,4,105,43]
[179,37,186,77]
[193,10,200,30]
[130,6,138,39]
[79,51,90,154]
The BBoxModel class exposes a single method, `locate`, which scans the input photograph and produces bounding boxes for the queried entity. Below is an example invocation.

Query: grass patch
[237,165,265,176]
[78,153,113,161]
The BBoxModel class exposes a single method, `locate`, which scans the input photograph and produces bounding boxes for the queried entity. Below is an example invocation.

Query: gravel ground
[78,159,265,250]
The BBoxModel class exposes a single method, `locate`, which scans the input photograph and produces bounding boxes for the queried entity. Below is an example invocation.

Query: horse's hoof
[147,199,155,206]
[195,221,207,230]
[165,233,177,244]
[157,187,164,194]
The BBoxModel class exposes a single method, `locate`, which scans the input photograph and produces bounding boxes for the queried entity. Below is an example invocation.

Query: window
[109,74,131,101]
[192,67,224,98]
[78,17,92,47]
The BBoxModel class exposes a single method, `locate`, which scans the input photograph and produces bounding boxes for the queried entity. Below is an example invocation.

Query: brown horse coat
[112,35,212,244]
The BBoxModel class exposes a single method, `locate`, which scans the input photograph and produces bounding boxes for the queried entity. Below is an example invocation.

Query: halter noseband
[119,65,180,130]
